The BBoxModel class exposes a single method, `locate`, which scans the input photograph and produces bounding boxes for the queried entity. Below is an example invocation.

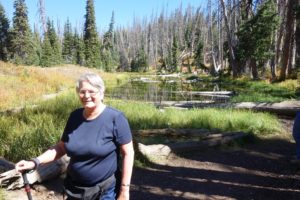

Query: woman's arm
[15,141,66,172]
[117,141,134,200]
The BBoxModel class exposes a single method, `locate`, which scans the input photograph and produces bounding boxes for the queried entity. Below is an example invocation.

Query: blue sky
[1,0,205,32]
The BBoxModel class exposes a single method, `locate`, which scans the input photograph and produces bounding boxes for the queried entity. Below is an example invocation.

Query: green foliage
[41,20,62,67]
[40,35,53,67]
[32,28,42,65]
[62,19,75,64]
[0,91,284,162]
[106,99,283,135]
[218,77,297,102]
[1,92,80,162]
[130,46,148,72]
[171,34,179,72]
[0,3,9,61]
[84,0,102,68]
[10,0,39,65]
[74,30,85,66]
[237,0,279,62]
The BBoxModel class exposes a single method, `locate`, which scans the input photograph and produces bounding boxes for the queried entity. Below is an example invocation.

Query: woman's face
[78,81,103,109]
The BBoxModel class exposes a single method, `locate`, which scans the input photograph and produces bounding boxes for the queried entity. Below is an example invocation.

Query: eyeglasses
[79,90,99,97]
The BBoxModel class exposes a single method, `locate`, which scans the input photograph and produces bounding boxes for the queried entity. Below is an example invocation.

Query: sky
[1,0,206,33]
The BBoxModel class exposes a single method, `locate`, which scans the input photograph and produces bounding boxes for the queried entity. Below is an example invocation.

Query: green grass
[0,190,3,200]
[109,100,283,134]
[217,77,298,102]
[0,91,283,163]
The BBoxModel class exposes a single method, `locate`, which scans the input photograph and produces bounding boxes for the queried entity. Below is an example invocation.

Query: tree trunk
[287,31,296,77]
[295,0,300,70]
[275,0,286,68]
[250,58,259,80]
[280,0,296,81]
[220,0,239,78]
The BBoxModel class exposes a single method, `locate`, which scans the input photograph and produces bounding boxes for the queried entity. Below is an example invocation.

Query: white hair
[76,73,105,93]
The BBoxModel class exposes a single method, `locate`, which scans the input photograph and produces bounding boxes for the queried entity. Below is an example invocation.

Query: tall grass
[219,77,298,102]
[107,99,283,135]
[0,90,283,163]
[0,62,131,111]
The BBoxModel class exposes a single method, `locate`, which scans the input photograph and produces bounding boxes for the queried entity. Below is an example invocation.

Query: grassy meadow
[0,62,293,164]
[0,62,131,111]
[0,91,283,163]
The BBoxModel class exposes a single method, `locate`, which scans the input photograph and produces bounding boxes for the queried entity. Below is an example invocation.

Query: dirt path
[3,118,300,200]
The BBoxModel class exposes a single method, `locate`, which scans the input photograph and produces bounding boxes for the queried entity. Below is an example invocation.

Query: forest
[0,0,299,81]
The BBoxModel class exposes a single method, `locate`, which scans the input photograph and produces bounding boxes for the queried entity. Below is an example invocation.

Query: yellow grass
[0,62,130,111]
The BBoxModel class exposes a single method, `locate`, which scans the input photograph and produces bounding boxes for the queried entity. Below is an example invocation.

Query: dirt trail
[3,118,300,200]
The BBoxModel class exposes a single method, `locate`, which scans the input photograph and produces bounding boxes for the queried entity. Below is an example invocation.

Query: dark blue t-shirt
[61,106,132,186]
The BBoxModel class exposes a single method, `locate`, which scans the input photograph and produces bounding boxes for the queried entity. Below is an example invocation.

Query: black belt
[64,174,116,200]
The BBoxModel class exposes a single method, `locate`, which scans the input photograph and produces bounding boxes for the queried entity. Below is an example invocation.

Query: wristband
[30,158,40,170]
[121,183,130,187]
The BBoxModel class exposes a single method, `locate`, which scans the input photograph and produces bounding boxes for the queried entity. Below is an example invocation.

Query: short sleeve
[113,113,132,145]
[61,109,82,142]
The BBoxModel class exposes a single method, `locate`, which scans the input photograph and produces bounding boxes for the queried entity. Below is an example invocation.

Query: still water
[105,75,233,104]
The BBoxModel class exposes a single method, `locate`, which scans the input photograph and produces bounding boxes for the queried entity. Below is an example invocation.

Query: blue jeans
[99,182,116,200]
[293,112,300,159]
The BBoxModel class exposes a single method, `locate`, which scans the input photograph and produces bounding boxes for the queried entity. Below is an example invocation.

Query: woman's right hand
[15,160,35,172]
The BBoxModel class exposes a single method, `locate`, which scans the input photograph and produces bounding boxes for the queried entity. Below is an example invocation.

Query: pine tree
[62,19,74,63]
[41,19,62,67]
[74,30,85,65]
[84,0,101,68]
[102,11,119,71]
[237,0,278,78]
[40,34,53,67]
[194,28,203,69]
[47,20,61,65]
[103,11,114,50]
[32,25,42,65]
[0,3,9,61]
[171,34,179,72]
[10,0,38,65]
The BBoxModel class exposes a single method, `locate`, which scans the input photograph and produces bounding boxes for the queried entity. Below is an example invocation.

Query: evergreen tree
[47,20,61,65]
[130,44,148,72]
[84,0,101,68]
[237,0,278,78]
[0,3,9,61]
[62,19,74,63]
[102,11,119,71]
[103,11,114,50]
[32,25,42,65]
[40,34,53,67]
[10,0,38,65]
[171,34,179,72]
[41,19,62,67]
[194,28,203,69]
[74,30,85,66]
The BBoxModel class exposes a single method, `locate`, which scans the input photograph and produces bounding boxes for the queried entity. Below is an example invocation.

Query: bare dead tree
[220,0,238,77]
[37,0,47,35]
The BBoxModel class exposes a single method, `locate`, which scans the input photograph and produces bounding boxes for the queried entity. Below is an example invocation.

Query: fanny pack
[64,174,116,200]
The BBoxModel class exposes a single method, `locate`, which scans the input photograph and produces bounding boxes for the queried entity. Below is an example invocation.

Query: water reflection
[106,75,233,105]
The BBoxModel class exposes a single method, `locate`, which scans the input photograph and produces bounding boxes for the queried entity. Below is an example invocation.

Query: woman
[293,111,300,161]
[15,73,135,200]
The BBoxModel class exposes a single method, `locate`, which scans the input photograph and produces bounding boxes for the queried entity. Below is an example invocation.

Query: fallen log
[132,128,220,137]
[232,101,300,117]
[138,132,247,158]
[0,155,70,190]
